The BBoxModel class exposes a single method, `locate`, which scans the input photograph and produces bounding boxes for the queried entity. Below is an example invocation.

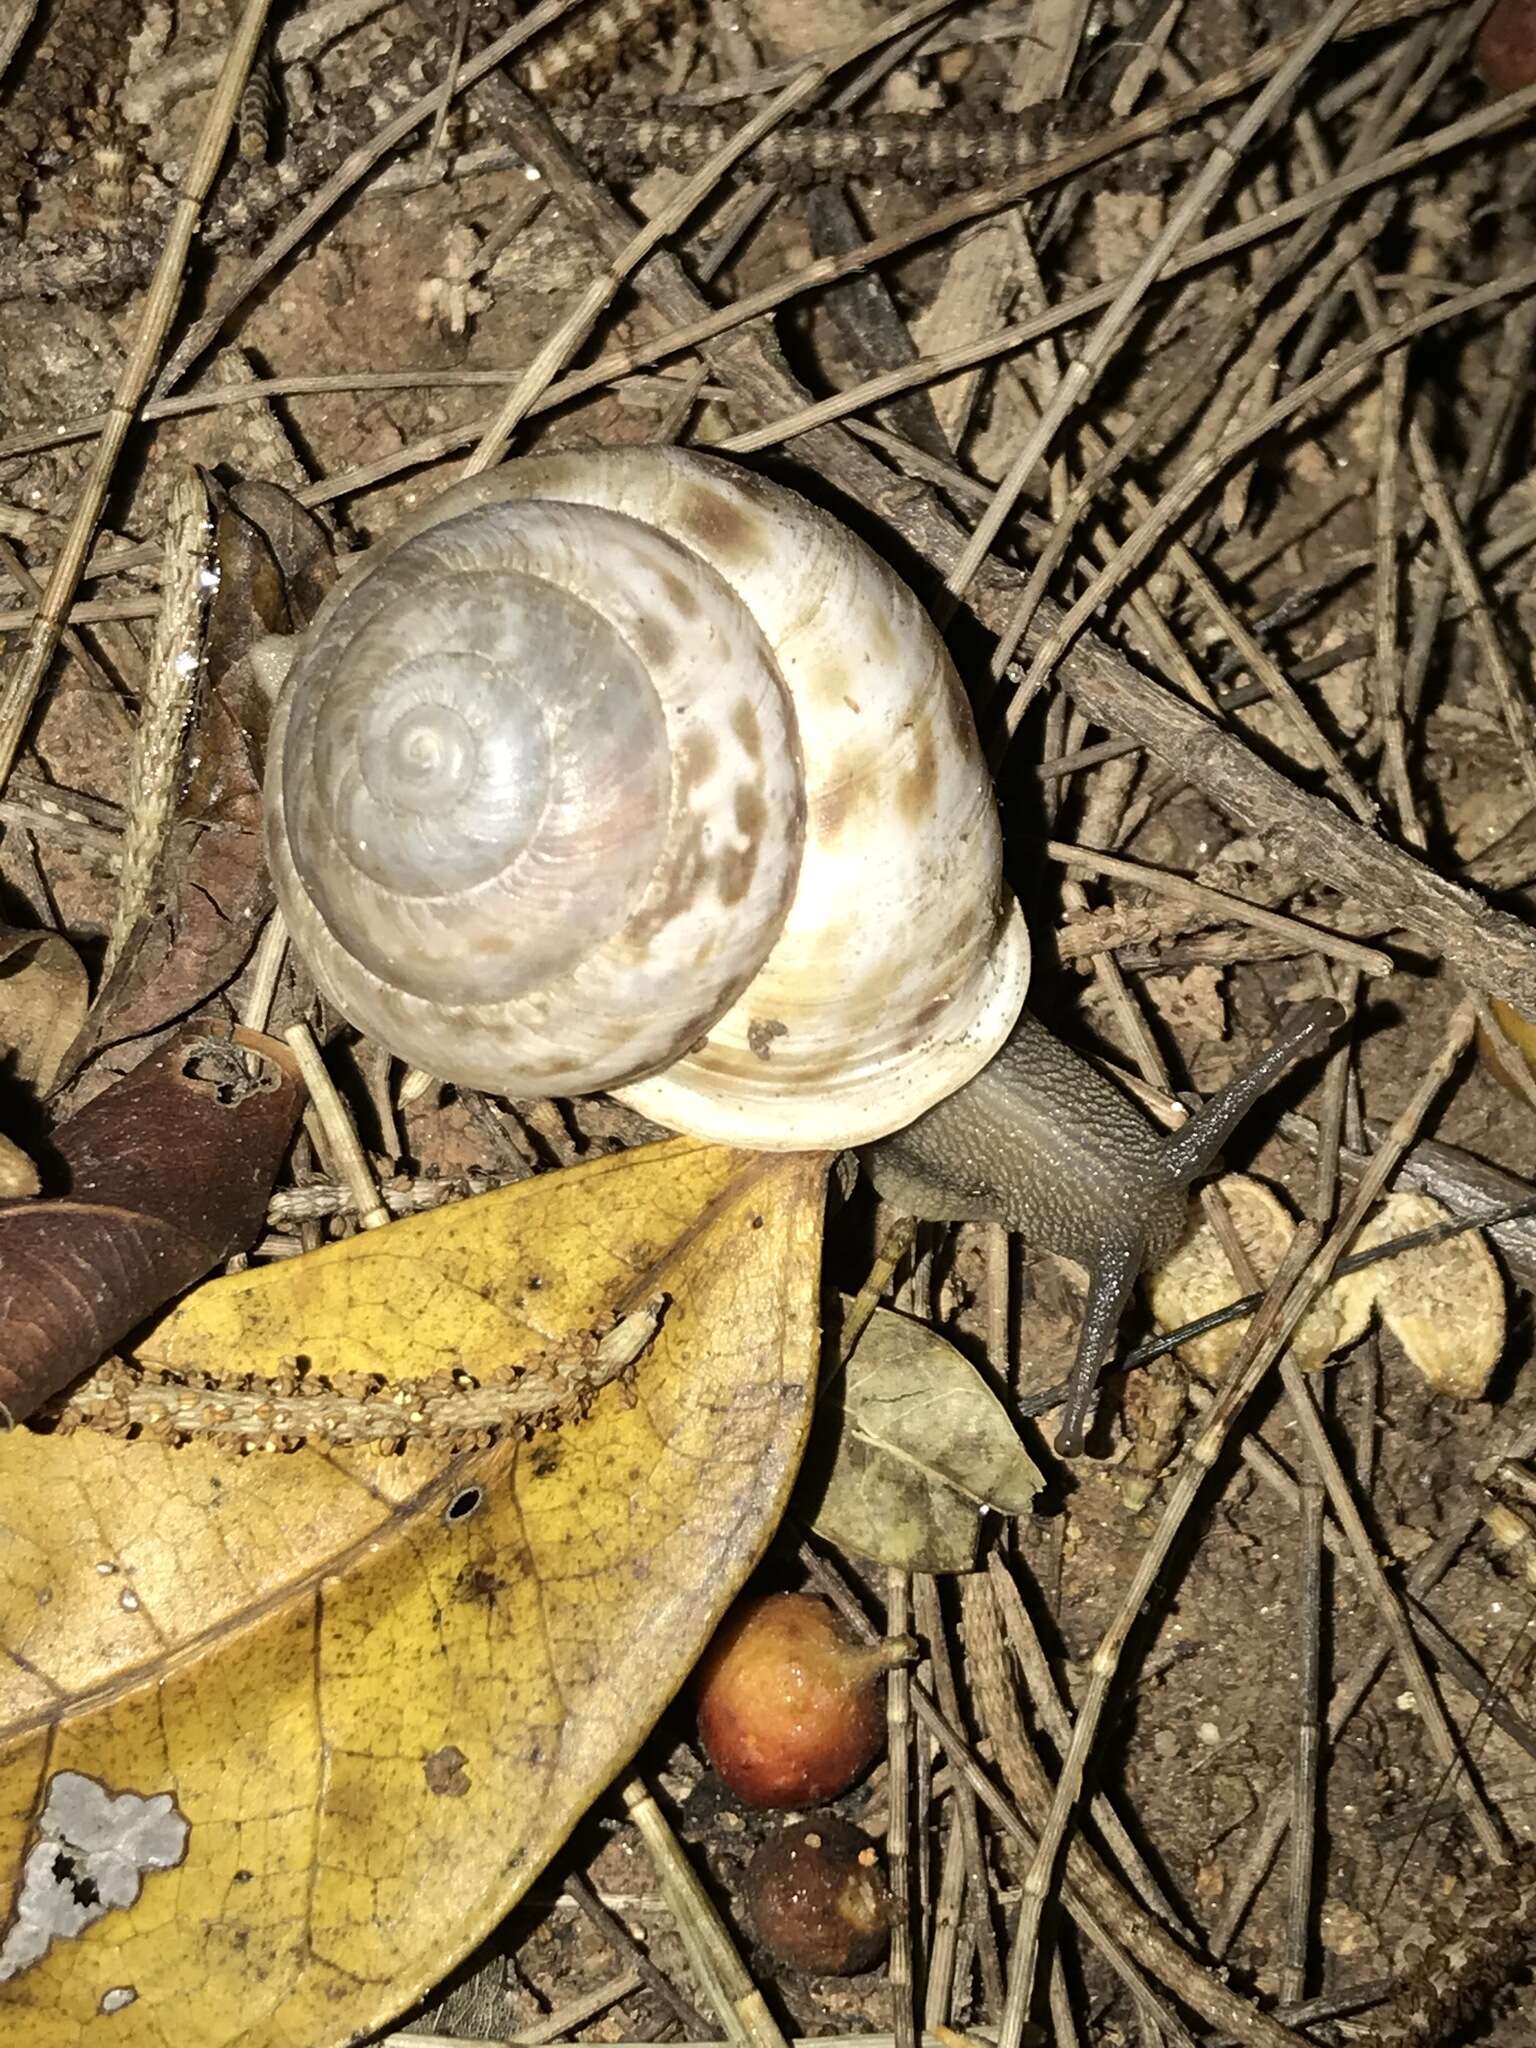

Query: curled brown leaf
[0,1023,304,1424]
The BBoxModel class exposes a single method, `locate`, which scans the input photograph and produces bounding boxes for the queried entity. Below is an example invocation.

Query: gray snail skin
[261,445,1341,1456]
[864,1000,1340,1452]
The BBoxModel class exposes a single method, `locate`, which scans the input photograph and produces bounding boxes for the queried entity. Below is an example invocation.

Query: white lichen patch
[0,1772,190,1981]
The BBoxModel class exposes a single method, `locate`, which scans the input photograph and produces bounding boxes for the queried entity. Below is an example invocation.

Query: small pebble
[1194,1860,1226,1905]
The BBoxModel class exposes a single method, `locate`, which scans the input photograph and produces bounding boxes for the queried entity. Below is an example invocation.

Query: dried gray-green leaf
[804,1303,1040,1573]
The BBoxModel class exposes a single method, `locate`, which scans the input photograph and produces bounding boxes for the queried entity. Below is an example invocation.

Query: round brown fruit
[743,1816,892,1975]
[694,1592,908,1807]
[1476,0,1536,94]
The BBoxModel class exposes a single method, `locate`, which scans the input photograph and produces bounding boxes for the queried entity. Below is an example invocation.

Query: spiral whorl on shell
[265,446,1030,1149]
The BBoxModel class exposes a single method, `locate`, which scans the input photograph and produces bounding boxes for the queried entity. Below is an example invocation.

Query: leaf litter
[5,0,1536,2043]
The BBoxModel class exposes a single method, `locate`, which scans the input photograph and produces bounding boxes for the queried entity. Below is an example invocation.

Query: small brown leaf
[804,1303,1040,1572]
[1149,1177,1506,1402]
[97,822,273,1045]
[1333,1193,1505,1400]
[1145,1176,1346,1377]
[207,475,337,670]
[0,924,88,1094]
[0,1023,304,1423]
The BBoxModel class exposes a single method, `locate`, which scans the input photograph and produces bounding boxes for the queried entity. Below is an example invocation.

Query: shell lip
[614,894,1031,1151]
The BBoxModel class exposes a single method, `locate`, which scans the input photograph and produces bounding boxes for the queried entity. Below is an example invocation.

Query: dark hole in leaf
[445,1486,484,1524]
[181,1038,277,1106]
[52,1851,100,1909]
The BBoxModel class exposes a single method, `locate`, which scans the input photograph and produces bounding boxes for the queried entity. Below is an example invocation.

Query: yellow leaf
[0,1137,824,2046]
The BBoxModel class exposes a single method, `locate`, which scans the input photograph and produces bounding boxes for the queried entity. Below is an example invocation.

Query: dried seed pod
[743,1815,891,1975]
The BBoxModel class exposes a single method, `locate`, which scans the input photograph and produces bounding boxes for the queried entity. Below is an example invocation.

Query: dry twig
[0,0,273,790]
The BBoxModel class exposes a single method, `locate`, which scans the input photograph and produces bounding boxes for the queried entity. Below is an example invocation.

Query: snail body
[264,446,1338,1453]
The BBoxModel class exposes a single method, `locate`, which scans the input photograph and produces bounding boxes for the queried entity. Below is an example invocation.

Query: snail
[261,445,1340,1455]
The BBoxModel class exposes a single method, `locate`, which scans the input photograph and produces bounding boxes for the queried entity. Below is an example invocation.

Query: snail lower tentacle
[862,999,1344,1454]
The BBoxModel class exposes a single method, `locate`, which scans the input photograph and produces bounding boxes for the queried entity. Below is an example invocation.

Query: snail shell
[265,446,1029,1149]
